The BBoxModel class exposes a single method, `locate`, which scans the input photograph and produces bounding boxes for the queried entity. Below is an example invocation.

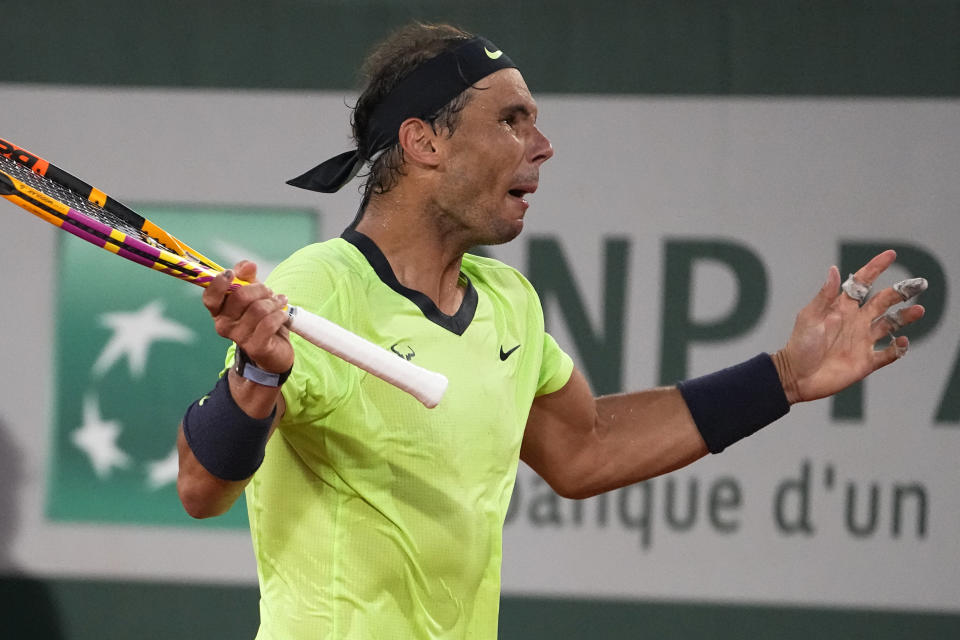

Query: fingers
[218,288,293,373]
[202,269,236,318]
[232,260,259,283]
[851,249,897,290]
[862,286,900,318]
[863,274,927,342]
[202,260,283,341]
[214,282,280,338]
[873,308,906,333]
[202,261,259,318]
[893,277,928,301]
[242,294,290,348]
[811,265,841,312]
[839,250,897,306]
[198,260,293,376]
[869,304,925,342]
[873,335,910,369]
[838,251,927,343]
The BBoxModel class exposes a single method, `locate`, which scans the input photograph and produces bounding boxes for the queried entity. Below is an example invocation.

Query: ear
[397,118,441,168]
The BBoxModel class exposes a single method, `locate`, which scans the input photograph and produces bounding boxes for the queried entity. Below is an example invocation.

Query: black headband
[286,37,517,193]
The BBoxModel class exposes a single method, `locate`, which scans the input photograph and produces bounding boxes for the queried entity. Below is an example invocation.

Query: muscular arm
[176,261,294,519]
[176,375,285,518]
[522,250,925,500]
[521,368,708,500]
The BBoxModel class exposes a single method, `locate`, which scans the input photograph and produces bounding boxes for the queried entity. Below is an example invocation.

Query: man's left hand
[774,250,926,404]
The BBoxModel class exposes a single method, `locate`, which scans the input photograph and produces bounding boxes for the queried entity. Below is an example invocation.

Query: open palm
[777,250,925,404]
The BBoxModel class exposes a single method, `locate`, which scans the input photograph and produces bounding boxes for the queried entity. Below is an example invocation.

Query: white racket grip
[286,305,448,408]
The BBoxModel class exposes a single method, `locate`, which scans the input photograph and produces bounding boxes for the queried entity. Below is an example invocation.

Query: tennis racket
[0,138,447,408]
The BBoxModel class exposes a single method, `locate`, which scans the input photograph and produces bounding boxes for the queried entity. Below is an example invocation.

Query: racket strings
[0,154,177,254]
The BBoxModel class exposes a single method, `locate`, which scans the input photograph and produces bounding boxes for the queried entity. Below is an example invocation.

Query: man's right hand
[202,260,294,377]
[177,260,291,518]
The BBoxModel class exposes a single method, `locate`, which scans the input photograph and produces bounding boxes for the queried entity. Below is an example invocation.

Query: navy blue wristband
[677,353,790,454]
[182,375,275,481]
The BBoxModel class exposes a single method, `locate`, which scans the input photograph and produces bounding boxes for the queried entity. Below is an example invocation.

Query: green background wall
[6,1,959,95]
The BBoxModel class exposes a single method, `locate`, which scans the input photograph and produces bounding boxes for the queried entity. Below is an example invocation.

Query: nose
[529,125,554,166]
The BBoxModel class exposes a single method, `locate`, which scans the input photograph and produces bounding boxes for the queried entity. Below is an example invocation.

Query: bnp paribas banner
[47,206,315,528]
[1,85,957,613]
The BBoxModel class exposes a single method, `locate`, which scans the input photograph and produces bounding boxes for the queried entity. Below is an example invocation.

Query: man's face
[431,68,553,246]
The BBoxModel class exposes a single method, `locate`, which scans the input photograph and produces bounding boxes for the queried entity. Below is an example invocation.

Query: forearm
[176,261,292,518]
[176,425,252,518]
[524,354,792,499]
[525,251,925,502]
[522,371,708,500]
[586,387,709,494]
[227,368,284,418]
[176,370,283,518]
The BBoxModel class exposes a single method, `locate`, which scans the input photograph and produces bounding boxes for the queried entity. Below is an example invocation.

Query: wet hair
[351,23,475,197]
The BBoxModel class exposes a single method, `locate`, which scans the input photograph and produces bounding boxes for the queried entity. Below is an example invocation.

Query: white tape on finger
[841,273,871,303]
[893,277,928,301]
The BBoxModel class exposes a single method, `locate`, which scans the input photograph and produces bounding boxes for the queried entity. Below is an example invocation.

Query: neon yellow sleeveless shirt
[240,230,573,639]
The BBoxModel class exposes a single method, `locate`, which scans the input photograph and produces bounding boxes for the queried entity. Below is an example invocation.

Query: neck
[354,189,468,315]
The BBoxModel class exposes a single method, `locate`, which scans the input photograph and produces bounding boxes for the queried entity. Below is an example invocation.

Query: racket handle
[285,305,448,408]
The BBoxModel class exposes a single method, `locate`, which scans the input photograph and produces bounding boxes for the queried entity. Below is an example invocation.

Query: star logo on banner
[92,300,195,378]
[48,204,314,527]
[146,446,180,490]
[71,394,132,478]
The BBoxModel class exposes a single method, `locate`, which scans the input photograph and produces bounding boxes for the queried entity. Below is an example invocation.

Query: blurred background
[2,1,958,638]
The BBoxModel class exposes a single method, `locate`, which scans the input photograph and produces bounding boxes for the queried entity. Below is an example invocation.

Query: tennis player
[176,22,925,640]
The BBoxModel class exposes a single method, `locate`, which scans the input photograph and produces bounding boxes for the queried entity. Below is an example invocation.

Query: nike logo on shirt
[500,345,520,361]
